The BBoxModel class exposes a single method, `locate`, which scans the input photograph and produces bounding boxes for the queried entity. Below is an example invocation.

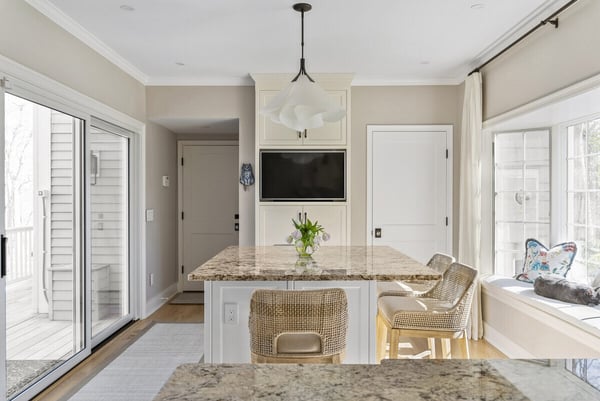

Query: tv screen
[260,151,346,201]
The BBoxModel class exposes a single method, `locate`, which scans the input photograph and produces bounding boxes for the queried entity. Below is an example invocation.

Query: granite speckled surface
[153,361,530,401]
[188,246,440,281]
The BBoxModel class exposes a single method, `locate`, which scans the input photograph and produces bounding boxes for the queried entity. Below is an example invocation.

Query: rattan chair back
[249,288,348,361]
[426,253,455,274]
[427,262,478,305]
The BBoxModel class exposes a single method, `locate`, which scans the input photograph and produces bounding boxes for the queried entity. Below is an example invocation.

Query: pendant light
[261,3,346,132]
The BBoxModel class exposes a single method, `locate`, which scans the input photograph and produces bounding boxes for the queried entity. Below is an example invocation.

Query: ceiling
[33,0,567,86]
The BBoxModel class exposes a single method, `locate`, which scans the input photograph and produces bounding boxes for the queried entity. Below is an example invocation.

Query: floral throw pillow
[515,239,577,283]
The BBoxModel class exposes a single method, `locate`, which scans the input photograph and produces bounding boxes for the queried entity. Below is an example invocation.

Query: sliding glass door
[89,121,132,344]
[2,89,85,400]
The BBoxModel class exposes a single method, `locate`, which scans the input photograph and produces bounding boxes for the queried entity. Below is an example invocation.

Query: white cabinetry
[258,90,347,146]
[252,73,353,247]
[258,204,347,246]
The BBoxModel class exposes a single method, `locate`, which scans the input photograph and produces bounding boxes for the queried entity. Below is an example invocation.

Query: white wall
[146,86,255,246]
[145,122,179,303]
[482,0,600,120]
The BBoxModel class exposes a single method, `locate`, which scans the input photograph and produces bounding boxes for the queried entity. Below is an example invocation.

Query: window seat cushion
[482,275,600,338]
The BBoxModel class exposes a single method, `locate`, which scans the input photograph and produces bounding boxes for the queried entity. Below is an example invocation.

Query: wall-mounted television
[260,150,346,201]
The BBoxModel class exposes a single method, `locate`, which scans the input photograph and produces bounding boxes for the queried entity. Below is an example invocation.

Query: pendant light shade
[261,3,345,132]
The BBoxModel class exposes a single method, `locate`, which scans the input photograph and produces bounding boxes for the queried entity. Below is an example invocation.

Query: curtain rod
[469,0,580,76]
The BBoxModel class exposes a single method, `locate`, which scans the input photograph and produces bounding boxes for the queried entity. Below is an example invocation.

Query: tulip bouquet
[286,218,330,257]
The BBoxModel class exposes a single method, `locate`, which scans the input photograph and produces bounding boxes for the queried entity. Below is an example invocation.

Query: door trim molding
[177,140,239,292]
[366,125,453,254]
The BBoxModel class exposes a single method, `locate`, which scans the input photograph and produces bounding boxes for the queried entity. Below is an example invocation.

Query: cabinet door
[302,205,347,246]
[258,90,347,146]
[258,205,302,245]
[302,90,347,146]
[258,91,303,146]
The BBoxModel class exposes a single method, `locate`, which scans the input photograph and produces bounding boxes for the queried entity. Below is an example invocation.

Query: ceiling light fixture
[261,3,345,133]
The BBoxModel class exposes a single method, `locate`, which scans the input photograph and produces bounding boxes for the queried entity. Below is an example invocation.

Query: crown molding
[146,75,255,86]
[469,0,574,72]
[350,76,463,86]
[25,0,149,84]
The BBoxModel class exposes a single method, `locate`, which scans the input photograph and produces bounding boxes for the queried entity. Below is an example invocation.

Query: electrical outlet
[224,303,238,324]
[149,273,154,287]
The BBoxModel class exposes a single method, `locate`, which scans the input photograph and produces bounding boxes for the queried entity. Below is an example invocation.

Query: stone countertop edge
[188,245,442,282]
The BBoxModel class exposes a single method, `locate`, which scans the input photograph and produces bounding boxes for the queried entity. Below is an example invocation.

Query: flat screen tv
[260,150,346,201]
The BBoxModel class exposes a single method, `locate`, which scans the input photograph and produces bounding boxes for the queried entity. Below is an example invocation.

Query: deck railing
[6,226,34,283]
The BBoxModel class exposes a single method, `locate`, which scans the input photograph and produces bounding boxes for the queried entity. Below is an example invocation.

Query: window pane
[568,123,587,158]
[495,251,522,277]
[567,192,586,225]
[589,192,600,227]
[495,132,523,162]
[525,162,550,191]
[525,192,550,222]
[587,118,600,155]
[524,223,550,245]
[588,155,600,190]
[567,158,587,190]
[567,225,587,263]
[495,222,524,253]
[495,192,523,221]
[495,164,523,192]
[525,130,550,161]
[589,227,600,283]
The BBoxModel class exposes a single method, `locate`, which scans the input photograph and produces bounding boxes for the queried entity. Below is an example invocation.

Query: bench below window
[481,275,600,358]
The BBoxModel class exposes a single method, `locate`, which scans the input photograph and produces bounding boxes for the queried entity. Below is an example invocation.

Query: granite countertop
[188,246,441,281]
[153,361,531,401]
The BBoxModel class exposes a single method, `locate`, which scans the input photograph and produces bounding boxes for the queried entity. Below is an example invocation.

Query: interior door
[369,128,451,263]
[1,78,7,401]
[181,145,239,291]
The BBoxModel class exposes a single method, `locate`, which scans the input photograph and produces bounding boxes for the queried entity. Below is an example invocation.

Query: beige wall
[146,86,255,246]
[351,86,463,255]
[482,0,600,120]
[145,122,179,302]
[0,0,145,121]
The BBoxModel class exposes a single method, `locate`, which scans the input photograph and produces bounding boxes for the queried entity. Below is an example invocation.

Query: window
[566,118,600,284]
[567,359,600,392]
[494,130,551,277]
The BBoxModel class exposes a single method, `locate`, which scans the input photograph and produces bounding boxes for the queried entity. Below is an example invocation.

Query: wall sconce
[240,163,255,191]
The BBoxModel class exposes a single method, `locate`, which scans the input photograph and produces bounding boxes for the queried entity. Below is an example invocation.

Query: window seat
[481,275,600,358]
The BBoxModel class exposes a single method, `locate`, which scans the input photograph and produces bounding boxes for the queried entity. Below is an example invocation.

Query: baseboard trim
[145,283,178,318]
[483,322,535,359]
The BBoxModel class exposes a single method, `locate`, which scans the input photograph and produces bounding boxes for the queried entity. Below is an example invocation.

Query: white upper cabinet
[258,90,347,146]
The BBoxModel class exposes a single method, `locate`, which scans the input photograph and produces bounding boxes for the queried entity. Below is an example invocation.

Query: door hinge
[181,157,184,166]
[445,217,449,226]
[181,265,184,274]
[181,211,184,220]
[446,149,449,159]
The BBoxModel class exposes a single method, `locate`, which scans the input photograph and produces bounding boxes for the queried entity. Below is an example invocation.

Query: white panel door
[369,128,450,263]
[0,81,6,401]
[182,145,239,291]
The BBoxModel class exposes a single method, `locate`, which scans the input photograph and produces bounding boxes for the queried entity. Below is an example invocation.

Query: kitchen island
[189,246,440,364]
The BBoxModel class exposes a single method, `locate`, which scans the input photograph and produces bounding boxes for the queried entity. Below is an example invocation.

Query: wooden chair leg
[460,330,470,359]
[389,329,400,359]
[441,338,451,359]
[376,314,387,362]
[427,338,436,359]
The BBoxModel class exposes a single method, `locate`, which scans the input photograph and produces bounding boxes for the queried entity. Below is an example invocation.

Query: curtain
[459,72,483,340]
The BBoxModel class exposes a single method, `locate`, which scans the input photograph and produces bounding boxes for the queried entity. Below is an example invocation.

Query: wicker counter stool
[249,288,348,364]
[376,262,477,362]
[377,253,455,298]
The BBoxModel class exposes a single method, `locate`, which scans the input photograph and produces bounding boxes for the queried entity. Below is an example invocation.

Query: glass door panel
[89,125,129,339]
[4,92,84,399]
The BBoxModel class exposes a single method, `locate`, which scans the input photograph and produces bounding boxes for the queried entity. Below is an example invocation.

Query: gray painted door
[182,145,239,291]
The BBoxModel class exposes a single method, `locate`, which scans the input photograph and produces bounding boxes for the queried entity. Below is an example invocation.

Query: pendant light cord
[292,6,314,82]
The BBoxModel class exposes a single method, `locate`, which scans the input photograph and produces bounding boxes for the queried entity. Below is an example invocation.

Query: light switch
[146,209,155,222]
[162,176,170,187]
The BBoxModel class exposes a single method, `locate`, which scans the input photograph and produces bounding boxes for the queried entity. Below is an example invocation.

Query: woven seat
[249,288,348,363]
[376,262,478,361]
[377,253,455,298]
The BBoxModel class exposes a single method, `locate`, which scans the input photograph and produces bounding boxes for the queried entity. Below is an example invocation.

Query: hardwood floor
[32,304,203,401]
[31,302,502,401]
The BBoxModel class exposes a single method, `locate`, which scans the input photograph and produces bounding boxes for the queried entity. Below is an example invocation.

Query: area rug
[170,291,204,305]
[67,323,203,401]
